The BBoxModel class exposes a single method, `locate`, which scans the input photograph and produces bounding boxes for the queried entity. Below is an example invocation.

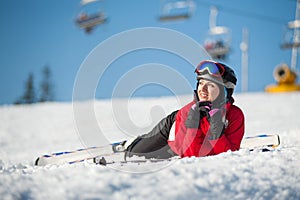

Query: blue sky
[0,0,297,104]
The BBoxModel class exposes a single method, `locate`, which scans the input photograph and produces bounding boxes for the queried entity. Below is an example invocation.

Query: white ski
[240,134,280,149]
[35,144,120,166]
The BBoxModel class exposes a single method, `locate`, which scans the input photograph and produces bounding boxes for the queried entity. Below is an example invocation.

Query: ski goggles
[195,60,225,77]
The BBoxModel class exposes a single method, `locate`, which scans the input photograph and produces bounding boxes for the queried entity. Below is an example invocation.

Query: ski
[93,156,177,166]
[35,134,280,166]
[34,141,125,166]
[240,134,280,149]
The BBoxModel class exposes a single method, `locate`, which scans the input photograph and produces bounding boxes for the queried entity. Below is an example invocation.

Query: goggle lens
[195,61,225,77]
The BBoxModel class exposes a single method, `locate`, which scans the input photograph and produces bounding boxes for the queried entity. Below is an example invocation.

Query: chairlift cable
[199,0,289,25]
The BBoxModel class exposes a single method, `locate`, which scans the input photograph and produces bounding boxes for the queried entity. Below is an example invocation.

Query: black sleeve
[140,110,178,140]
[126,110,178,159]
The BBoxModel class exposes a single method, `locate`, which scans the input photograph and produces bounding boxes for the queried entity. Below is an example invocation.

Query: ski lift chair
[281,20,300,49]
[159,0,195,22]
[76,12,107,33]
[75,0,107,34]
[205,26,231,60]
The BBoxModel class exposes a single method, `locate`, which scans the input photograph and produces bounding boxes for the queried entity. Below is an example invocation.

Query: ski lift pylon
[280,0,300,72]
[158,0,195,22]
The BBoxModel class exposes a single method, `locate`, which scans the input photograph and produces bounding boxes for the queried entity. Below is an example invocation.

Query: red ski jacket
[168,101,245,157]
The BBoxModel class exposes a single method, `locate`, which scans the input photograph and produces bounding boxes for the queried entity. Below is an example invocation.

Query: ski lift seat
[280,20,300,49]
[158,0,195,22]
[76,12,107,29]
[159,13,190,22]
[281,42,300,49]
[206,46,230,56]
[75,0,107,34]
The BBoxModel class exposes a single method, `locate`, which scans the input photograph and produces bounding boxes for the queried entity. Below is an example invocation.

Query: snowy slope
[1,92,300,200]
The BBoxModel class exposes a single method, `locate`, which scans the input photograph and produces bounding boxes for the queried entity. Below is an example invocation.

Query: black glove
[208,110,225,140]
[185,101,212,128]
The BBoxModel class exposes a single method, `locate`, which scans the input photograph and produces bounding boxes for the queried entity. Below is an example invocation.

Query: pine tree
[15,73,36,104]
[39,65,54,102]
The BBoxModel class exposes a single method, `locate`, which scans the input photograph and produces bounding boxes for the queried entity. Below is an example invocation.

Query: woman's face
[197,79,220,102]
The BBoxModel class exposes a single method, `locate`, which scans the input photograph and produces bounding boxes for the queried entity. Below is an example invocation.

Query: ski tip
[272,135,281,148]
[34,157,40,166]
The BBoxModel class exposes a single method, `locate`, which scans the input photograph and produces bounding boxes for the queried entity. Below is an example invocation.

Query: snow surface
[1,92,300,200]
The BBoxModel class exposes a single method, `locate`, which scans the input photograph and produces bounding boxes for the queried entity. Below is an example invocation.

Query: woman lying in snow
[123,60,245,159]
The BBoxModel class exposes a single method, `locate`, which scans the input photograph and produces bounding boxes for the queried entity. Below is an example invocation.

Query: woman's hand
[185,101,211,128]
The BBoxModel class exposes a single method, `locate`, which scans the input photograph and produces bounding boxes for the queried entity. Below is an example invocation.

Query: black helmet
[195,60,237,89]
